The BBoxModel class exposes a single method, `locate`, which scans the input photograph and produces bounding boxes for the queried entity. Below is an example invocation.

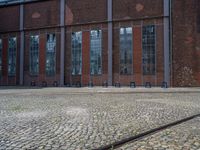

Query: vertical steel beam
[19,4,24,85]
[108,0,113,86]
[163,0,170,86]
[60,0,65,86]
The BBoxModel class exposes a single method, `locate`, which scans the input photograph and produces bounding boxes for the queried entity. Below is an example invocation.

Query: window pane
[30,35,39,75]
[90,30,102,75]
[8,37,17,76]
[120,27,133,75]
[71,32,82,75]
[0,39,2,77]
[46,34,56,76]
[142,25,156,75]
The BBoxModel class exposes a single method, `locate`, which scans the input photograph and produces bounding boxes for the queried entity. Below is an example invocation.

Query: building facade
[0,0,199,87]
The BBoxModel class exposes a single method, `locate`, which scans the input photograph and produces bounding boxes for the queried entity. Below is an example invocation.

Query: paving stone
[0,88,200,149]
[117,117,200,150]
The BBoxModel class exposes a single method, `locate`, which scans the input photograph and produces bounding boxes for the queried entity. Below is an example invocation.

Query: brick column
[2,38,8,85]
[39,34,46,82]
[82,31,90,86]
[133,26,142,85]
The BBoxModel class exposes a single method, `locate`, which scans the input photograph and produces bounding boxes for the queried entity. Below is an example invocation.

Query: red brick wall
[156,20,164,86]
[0,0,167,87]
[24,0,60,29]
[172,0,200,86]
[1,37,8,85]
[39,33,46,82]
[113,0,163,21]
[24,29,60,86]
[66,0,107,25]
[133,26,142,85]
[0,6,20,32]
[64,24,108,86]
[65,28,72,84]
[113,20,164,86]
[0,33,20,86]
[82,31,90,86]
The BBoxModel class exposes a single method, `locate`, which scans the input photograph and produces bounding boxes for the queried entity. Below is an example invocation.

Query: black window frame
[142,25,156,75]
[30,35,39,76]
[90,29,102,75]
[8,37,17,77]
[71,31,82,76]
[46,33,56,77]
[119,27,133,75]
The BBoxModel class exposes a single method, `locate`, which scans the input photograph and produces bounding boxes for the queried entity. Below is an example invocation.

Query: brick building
[0,0,199,87]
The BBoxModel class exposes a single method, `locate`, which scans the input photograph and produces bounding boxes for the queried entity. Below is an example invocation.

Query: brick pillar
[2,38,8,85]
[39,34,46,83]
[82,31,90,86]
[133,27,142,85]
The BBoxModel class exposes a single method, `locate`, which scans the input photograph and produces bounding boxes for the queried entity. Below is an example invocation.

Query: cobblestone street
[0,87,200,150]
[117,117,200,150]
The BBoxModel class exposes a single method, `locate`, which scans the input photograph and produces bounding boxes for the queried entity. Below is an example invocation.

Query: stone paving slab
[117,117,200,150]
[0,88,200,149]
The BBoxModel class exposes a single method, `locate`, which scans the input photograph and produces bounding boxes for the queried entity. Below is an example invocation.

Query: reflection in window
[90,30,102,75]
[30,35,39,75]
[120,27,133,75]
[0,39,2,77]
[72,32,82,75]
[46,34,56,76]
[142,25,156,75]
[8,37,17,76]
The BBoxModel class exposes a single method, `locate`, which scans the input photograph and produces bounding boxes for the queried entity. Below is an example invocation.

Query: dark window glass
[71,32,82,75]
[30,35,39,75]
[142,25,156,75]
[120,27,133,75]
[0,39,2,77]
[90,30,102,75]
[8,37,17,76]
[46,34,56,76]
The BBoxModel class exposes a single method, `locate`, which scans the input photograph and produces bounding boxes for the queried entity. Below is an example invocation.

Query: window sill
[90,74,102,76]
[29,74,39,77]
[8,75,16,77]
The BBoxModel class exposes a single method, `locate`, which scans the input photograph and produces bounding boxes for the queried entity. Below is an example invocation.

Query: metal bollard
[130,82,136,88]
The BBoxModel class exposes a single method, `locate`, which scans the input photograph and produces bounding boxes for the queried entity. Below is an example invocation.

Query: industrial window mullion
[90,30,102,75]
[71,32,82,75]
[119,27,133,75]
[8,37,17,76]
[30,35,39,76]
[142,25,156,75]
[46,33,56,77]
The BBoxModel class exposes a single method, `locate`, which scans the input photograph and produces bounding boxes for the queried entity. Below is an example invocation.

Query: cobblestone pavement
[117,117,200,150]
[0,88,200,150]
